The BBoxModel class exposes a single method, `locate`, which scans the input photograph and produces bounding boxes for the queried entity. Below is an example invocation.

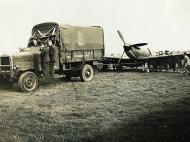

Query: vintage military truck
[0,22,104,92]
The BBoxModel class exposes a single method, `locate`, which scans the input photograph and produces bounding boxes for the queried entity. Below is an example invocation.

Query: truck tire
[18,71,38,92]
[80,64,94,82]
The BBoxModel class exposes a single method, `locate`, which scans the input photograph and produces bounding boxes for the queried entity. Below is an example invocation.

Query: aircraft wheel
[18,71,38,92]
[116,65,123,71]
[101,65,109,71]
[143,63,150,73]
[80,64,94,82]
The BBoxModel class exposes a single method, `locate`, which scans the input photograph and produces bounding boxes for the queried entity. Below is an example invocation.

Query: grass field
[0,71,190,142]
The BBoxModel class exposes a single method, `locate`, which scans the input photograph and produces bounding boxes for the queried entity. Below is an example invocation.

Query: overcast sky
[0,0,190,55]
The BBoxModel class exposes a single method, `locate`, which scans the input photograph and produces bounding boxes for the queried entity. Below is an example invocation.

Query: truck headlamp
[13,65,20,70]
[62,64,66,70]
[13,65,17,70]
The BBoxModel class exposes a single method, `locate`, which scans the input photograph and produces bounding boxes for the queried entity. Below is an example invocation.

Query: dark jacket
[41,46,50,62]
[49,45,56,62]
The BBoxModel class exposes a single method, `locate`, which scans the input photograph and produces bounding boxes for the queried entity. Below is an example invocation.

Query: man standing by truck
[183,52,190,76]
[41,44,50,79]
[48,39,56,79]
[32,39,38,47]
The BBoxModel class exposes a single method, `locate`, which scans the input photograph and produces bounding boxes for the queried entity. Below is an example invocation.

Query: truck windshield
[32,27,56,39]
[28,27,58,47]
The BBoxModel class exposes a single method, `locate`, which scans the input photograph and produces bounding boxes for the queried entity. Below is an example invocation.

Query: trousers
[42,62,50,79]
[49,61,55,78]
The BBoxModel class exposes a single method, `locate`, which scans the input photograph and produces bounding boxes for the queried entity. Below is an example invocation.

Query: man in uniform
[47,39,56,79]
[183,52,190,76]
[27,39,38,47]
[41,44,50,79]
[32,39,38,47]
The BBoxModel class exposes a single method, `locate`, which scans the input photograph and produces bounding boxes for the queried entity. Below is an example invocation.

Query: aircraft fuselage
[125,46,151,59]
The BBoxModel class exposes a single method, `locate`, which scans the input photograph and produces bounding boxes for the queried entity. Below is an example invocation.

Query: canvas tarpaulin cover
[31,22,104,51]
[59,24,104,51]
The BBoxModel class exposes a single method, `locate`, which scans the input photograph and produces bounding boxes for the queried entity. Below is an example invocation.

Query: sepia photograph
[0,0,190,141]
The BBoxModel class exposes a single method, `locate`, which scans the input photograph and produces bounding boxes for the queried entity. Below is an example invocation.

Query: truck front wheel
[18,71,38,92]
[80,64,94,82]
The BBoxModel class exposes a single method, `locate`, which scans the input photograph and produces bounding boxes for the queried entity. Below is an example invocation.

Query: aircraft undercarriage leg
[143,62,149,73]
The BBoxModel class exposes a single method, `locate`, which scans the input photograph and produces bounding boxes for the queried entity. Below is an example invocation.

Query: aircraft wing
[133,52,190,68]
[103,52,189,69]
[136,53,185,62]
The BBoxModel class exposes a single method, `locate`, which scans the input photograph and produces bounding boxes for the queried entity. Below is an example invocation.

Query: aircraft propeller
[117,30,148,50]
[116,30,148,66]
[117,30,128,46]
[116,30,129,66]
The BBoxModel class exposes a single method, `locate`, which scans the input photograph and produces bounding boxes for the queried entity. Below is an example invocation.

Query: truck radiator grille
[0,57,11,71]
[1,57,10,65]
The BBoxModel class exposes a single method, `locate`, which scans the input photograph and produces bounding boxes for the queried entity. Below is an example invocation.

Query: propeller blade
[117,30,127,46]
[132,43,148,47]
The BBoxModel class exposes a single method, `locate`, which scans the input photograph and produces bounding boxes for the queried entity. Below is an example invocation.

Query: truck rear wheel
[80,64,94,82]
[18,71,38,92]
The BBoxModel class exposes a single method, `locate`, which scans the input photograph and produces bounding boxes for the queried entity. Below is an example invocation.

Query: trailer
[101,57,145,71]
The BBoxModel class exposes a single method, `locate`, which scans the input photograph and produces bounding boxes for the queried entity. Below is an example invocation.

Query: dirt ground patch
[0,72,190,142]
